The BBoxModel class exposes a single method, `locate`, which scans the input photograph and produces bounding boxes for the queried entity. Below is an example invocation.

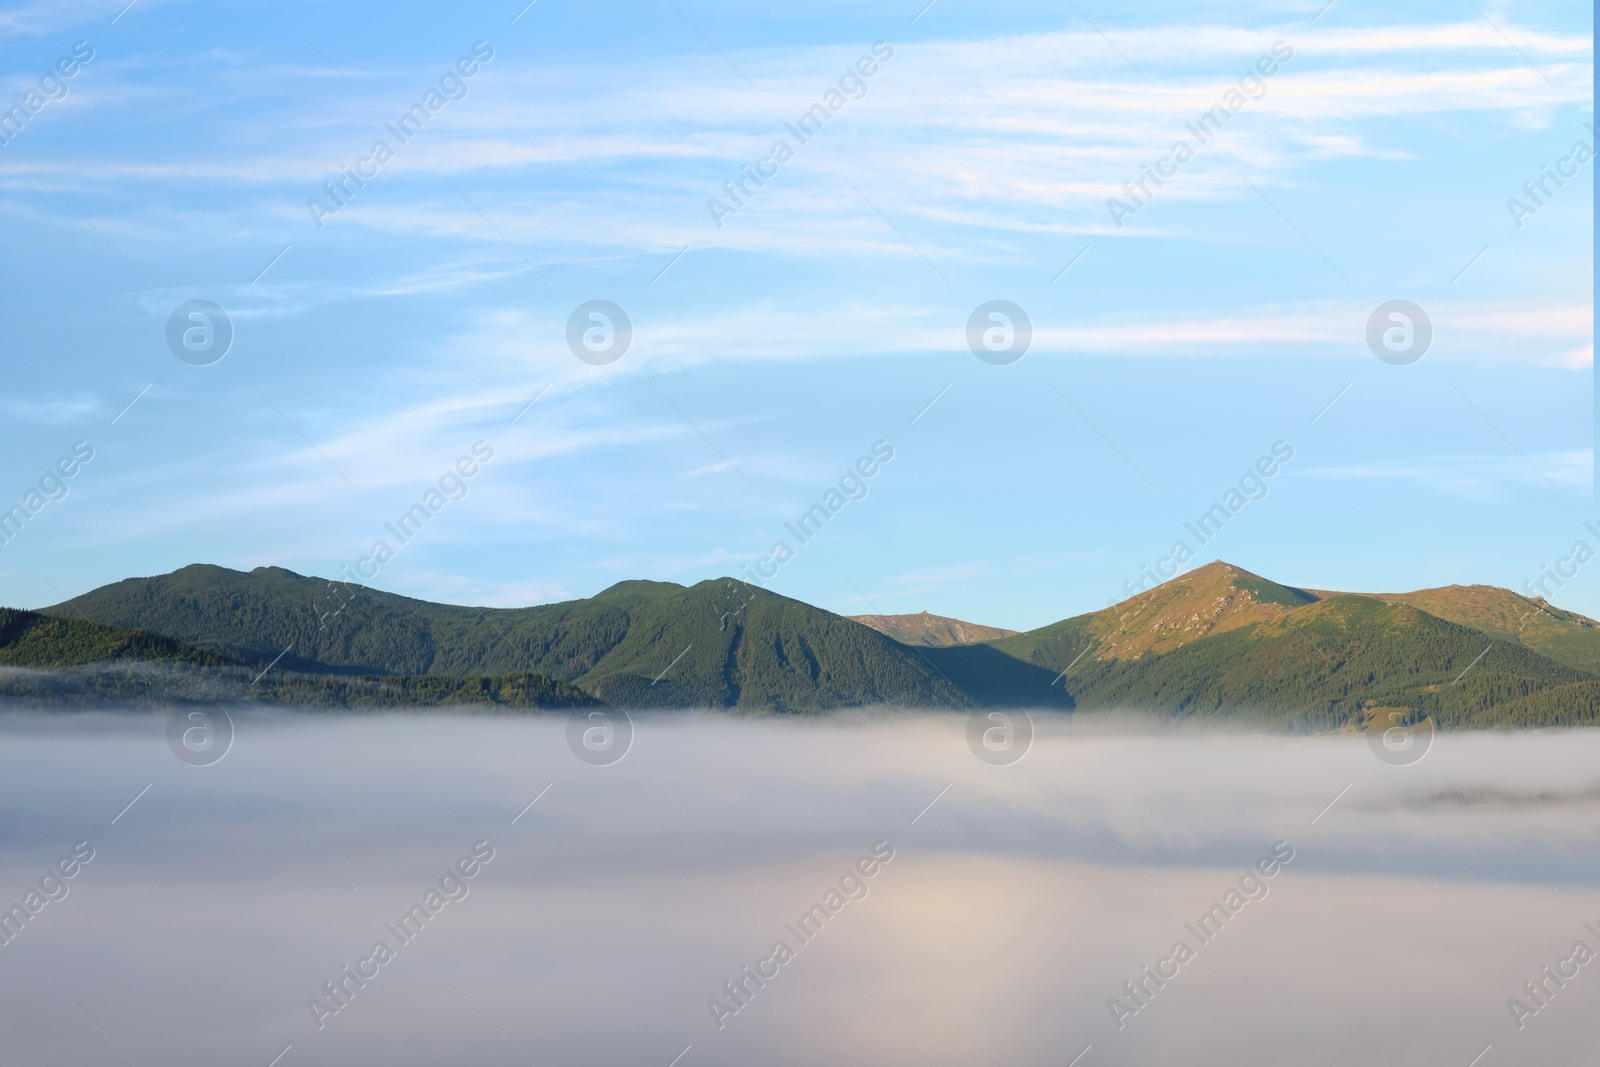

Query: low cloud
[0,714,1594,1065]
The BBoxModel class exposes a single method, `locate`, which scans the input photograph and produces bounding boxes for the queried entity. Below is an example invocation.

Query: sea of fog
[0,709,1596,1067]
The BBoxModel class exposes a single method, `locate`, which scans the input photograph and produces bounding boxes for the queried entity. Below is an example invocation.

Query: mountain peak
[594,578,685,599]
[250,565,307,580]
[1090,560,1317,659]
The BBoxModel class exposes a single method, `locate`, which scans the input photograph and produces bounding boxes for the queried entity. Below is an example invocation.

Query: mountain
[989,561,1317,667]
[0,606,230,670]
[24,559,1600,729]
[0,605,595,711]
[848,611,1019,647]
[1370,585,1600,676]
[941,562,1600,729]
[1064,593,1591,730]
[41,565,969,712]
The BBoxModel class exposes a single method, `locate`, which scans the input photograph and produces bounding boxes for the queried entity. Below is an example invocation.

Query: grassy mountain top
[991,560,1318,667]
[1059,592,1598,730]
[1369,584,1600,675]
[848,611,1019,647]
[931,567,1600,729]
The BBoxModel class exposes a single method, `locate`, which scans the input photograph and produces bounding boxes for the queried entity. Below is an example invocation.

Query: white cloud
[0,0,123,37]
[0,393,99,425]
[1301,449,1591,495]
[4,20,1587,258]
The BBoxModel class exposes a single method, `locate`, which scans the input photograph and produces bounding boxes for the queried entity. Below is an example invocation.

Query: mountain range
[6,560,1599,730]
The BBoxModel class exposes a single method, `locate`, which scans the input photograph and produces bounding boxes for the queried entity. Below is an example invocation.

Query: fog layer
[0,711,1595,1067]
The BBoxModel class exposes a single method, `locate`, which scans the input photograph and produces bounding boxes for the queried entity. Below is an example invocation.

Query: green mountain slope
[233,669,599,711]
[0,662,599,712]
[0,606,232,669]
[0,604,597,711]
[42,563,567,676]
[1370,585,1600,676]
[42,566,969,711]
[1485,680,1600,728]
[570,580,970,709]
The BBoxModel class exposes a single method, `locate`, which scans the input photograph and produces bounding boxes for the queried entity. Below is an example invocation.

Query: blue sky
[0,0,1592,630]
